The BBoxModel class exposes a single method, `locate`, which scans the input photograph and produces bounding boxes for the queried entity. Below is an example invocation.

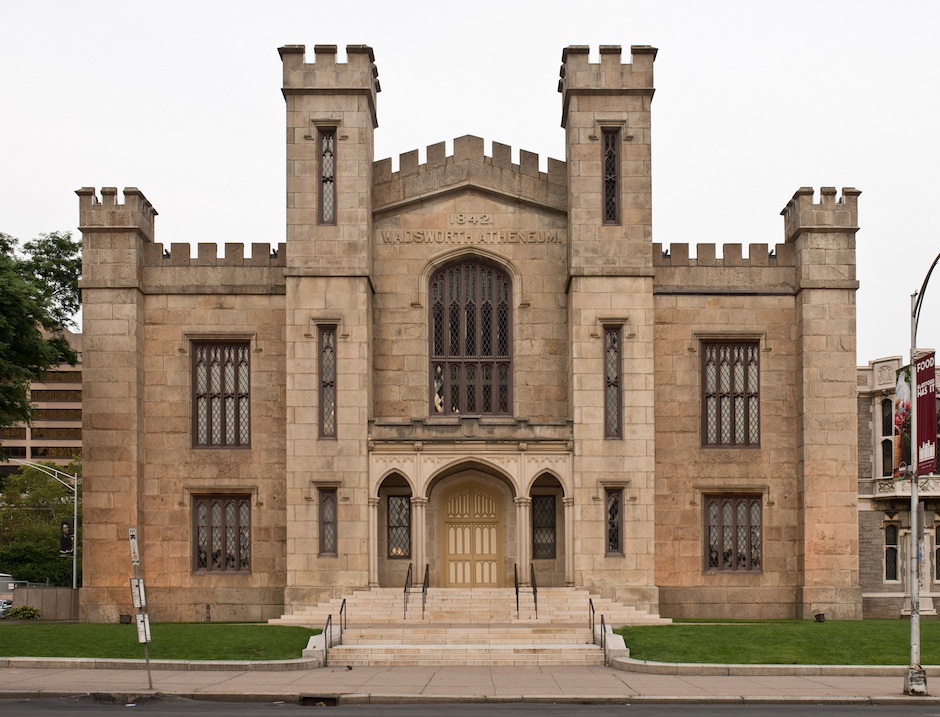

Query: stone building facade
[857,356,940,618]
[77,43,863,622]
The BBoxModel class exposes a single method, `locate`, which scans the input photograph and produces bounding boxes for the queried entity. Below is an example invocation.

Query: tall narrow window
[605,489,623,555]
[604,326,622,438]
[881,398,894,477]
[319,325,336,438]
[602,128,620,224]
[193,495,251,573]
[702,340,760,447]
[704,495,762,572]
[885,523,899,582]
[387,495,411,559]
[429,259,512,415]
[319,128,336,225]
[319,488,337,556]
[532,495,557,559]
[193,341,250,447]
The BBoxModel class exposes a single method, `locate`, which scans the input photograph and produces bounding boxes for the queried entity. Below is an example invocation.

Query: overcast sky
[2,0,938,364]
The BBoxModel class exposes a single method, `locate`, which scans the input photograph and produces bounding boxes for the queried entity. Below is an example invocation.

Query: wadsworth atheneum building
[77,43,863,623]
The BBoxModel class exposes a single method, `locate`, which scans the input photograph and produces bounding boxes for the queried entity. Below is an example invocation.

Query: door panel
[443,483,501,587]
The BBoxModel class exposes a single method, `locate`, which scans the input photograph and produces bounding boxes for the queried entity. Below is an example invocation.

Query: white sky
[2,0,938,364]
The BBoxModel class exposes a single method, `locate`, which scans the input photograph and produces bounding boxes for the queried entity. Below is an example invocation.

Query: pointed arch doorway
[442,482,502,587]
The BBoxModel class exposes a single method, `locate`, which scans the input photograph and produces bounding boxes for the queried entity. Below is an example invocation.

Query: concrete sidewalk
[2,660,940,705]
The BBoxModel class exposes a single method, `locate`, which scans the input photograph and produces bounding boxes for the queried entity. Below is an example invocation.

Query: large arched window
[430,259,512,415]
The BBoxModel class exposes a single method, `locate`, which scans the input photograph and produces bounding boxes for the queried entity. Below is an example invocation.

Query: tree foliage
[0,231,81,429]
[0,457,81,586]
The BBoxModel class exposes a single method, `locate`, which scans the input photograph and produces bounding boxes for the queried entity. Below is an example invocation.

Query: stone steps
[324,643,605,667]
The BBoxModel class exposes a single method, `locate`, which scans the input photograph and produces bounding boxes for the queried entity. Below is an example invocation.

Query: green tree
[0,457,81,586]
[0,231,81,430]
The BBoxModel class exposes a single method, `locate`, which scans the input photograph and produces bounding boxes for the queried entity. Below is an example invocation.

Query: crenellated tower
[76,187,156,619]
[783,186,863,620]
[561,46,660,610]
[278,44,379,605]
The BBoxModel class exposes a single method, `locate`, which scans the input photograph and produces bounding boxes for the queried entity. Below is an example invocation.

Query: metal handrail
[403,562,413,619]
[588,597,595,632]
[529,563,538,619]
[323,613,333,667]
[338,598,347,631]
[514,563,520,618]
[600,614,608,666]
[421,564,430,619]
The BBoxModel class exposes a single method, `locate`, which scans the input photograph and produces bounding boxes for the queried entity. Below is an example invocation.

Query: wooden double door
[442,483,502,587]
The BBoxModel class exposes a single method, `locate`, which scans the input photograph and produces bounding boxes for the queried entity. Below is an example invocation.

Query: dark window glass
[606,489,622,555]
[31,446,81,458]
[319,129,336,224]
[31,427,82,440]
[193,342,250,448]
[704,495,762,572]
[702,341,760,447]
[885,523,899,582]
[32,408,82,421]
[30,390,81,402]
[40,370,82,383]
[193,495,251,573]
[319,326,336,439]
[387,495,411,559]
[319,488,337,556]
[604,326,622,438]
[532,495,556,559]
[602,128,620,224]
[429,260,512,415]
[0,427,26,439]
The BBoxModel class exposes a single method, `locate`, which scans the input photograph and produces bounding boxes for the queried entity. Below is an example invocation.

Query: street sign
[130,578,146,608]
[128,527,140,566]
[135,612,151,644]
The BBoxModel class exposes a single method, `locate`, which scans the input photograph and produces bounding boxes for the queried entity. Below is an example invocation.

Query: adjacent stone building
[77,43,863,622]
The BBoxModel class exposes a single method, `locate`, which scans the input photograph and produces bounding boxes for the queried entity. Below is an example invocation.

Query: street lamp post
[905,250,940,696]
[11,459,79,591]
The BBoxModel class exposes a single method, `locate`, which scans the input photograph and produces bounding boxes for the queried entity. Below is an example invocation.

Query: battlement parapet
[139,241,286,268]
[373,136,566,213]
[653,243,795,268]
[278,43,380,128]
[559,45,656,126]
[76,187,157,241]
[653,242,797,294]
[781,186,861,242]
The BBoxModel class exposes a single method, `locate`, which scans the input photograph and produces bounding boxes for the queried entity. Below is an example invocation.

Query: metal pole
[904,250,940,696]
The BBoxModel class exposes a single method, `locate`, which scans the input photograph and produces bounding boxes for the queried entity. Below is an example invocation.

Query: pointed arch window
[430,259,512,415]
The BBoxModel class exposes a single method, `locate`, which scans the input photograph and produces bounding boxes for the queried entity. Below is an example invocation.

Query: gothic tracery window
[430,260,511,415]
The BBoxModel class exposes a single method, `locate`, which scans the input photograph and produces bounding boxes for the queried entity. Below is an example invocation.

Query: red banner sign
[916,351,937,476]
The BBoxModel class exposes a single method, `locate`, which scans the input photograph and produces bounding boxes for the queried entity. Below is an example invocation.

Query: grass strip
[617,619,940,665]
[0,623,319,661]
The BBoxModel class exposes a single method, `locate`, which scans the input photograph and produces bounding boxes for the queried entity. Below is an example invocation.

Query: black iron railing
[421,563,430,619]
[600,614,608,666]
[323,613,333,667]
[529,563,538,619]
[589,597,595,632]
[403,562,413,619]
[514,563,520,618]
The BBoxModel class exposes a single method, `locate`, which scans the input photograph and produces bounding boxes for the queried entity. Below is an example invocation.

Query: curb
[610,656,940,677]
[0,656,319,671]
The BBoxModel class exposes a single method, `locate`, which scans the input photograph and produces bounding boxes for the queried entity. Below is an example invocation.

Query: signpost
[128,527,153,690]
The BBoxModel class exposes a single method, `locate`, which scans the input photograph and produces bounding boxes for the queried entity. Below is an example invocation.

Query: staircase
[269,586,670,666]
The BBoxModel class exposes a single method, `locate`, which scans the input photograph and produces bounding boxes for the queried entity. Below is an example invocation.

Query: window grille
[602,128,620,224]
[606,489,623,555]
[604,326,622,438]
[193,342,250,447]
[387,495,411,558]
[193,495,251,573]
[885,523,899,582]
[704,495,762,572]
[532,495,556,559]
[702,341,760,446]
[430,260,511,415]
[319,488,337,556]
[319,326,337,438]
[319,129,336,224]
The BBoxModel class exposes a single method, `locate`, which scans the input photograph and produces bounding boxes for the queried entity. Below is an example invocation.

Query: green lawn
[0,623,319,661]
[617,619,940,665]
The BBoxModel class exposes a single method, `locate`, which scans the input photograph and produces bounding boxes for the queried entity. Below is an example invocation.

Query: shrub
[2,606,41,620]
